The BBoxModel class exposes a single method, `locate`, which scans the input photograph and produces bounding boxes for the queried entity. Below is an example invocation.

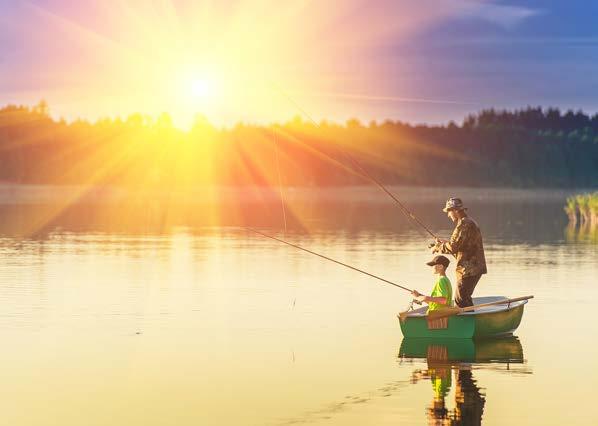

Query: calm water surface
[1,188,597,425]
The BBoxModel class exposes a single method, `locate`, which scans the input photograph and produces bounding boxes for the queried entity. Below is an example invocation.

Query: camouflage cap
[442,197,467,212]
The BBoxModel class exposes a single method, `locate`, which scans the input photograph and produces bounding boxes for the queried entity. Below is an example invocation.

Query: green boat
[399,296,529,339]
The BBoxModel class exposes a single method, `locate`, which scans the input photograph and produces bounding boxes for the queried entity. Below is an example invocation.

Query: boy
[412,255,453,313]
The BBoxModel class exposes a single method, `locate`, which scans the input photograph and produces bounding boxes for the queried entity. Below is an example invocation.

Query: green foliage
[566,193,598,218]
[565,196,577,211]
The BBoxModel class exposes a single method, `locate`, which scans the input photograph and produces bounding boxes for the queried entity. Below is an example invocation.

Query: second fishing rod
[247,226,423,302]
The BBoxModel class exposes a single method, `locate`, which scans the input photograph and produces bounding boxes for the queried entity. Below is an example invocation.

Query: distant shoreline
[2,106,597,189]
[0,183,592,205]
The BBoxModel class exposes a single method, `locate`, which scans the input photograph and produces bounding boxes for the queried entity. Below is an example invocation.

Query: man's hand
[412,290,422,297]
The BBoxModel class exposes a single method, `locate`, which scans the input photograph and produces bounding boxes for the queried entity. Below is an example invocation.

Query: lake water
[1,186,596,425]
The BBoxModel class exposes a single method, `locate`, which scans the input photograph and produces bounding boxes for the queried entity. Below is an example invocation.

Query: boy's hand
[412,290,427,303]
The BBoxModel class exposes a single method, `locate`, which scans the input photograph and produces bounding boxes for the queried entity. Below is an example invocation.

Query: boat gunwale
[403,296,528,318]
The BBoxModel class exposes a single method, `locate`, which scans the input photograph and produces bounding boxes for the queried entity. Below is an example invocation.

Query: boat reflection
[399,337,527,425]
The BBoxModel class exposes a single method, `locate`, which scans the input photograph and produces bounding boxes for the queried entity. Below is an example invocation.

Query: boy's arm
[411,290,449,304]
[421,296,449,304]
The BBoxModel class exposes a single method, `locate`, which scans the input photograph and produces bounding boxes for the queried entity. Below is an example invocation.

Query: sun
[190,77,214,99]
[167,68,227,129]
[175,65,223,104]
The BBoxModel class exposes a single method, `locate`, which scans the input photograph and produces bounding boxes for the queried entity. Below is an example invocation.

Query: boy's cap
[426,255,450,268]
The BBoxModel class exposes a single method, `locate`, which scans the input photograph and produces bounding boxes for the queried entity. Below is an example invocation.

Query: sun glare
[168,68,228,129]
[190,77,214,99]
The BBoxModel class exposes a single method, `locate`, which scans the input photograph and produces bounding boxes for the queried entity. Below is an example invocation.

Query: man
[432,197,487,308]
[411,255,453,313]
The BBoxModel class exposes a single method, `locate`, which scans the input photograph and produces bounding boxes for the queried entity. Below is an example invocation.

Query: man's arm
[436,221,470,254]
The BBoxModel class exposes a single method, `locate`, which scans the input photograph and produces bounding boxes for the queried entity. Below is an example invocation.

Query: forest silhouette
[1,101,597,188]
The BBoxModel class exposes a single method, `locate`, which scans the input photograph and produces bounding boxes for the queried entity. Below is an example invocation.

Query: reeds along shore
[564,193,598,226]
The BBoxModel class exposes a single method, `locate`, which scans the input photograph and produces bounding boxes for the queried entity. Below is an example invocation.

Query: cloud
[458,1,542,29]
[297,90,477,105]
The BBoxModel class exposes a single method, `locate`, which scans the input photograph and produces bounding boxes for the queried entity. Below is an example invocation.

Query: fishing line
[272,127,288,234]
[246,227,416,294]
[272,126,296,308]
[271,82,439,241]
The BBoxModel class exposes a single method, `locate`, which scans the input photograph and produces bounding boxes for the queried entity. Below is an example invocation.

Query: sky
[0,0,597,128]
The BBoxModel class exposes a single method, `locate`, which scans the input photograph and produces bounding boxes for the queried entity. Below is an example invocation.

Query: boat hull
[399,297,526,339]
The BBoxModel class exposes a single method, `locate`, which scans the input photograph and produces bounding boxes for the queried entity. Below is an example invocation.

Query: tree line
[0,101,596,188]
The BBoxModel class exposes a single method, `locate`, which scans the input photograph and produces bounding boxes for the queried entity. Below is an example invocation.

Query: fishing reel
[399,298,423,323]
[428,241,443,251]
[428,238,446,251]
[407,298,423,311]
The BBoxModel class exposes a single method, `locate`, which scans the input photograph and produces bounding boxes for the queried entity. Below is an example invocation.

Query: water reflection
[0,187,575,246]
[3,188,595,425]
[565,223,598,244]
[400,337,528,425]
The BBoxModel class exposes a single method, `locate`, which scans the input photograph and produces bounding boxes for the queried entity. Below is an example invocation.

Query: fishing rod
[274,85,440,241]
[246,227,420,296]
[345,154,439,240]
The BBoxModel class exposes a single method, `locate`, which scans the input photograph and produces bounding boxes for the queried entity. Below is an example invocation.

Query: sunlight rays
[0,0,490,237]
[7,0,486,128]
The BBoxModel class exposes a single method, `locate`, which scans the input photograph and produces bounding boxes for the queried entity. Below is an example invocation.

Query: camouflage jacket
[438,216,487,278]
